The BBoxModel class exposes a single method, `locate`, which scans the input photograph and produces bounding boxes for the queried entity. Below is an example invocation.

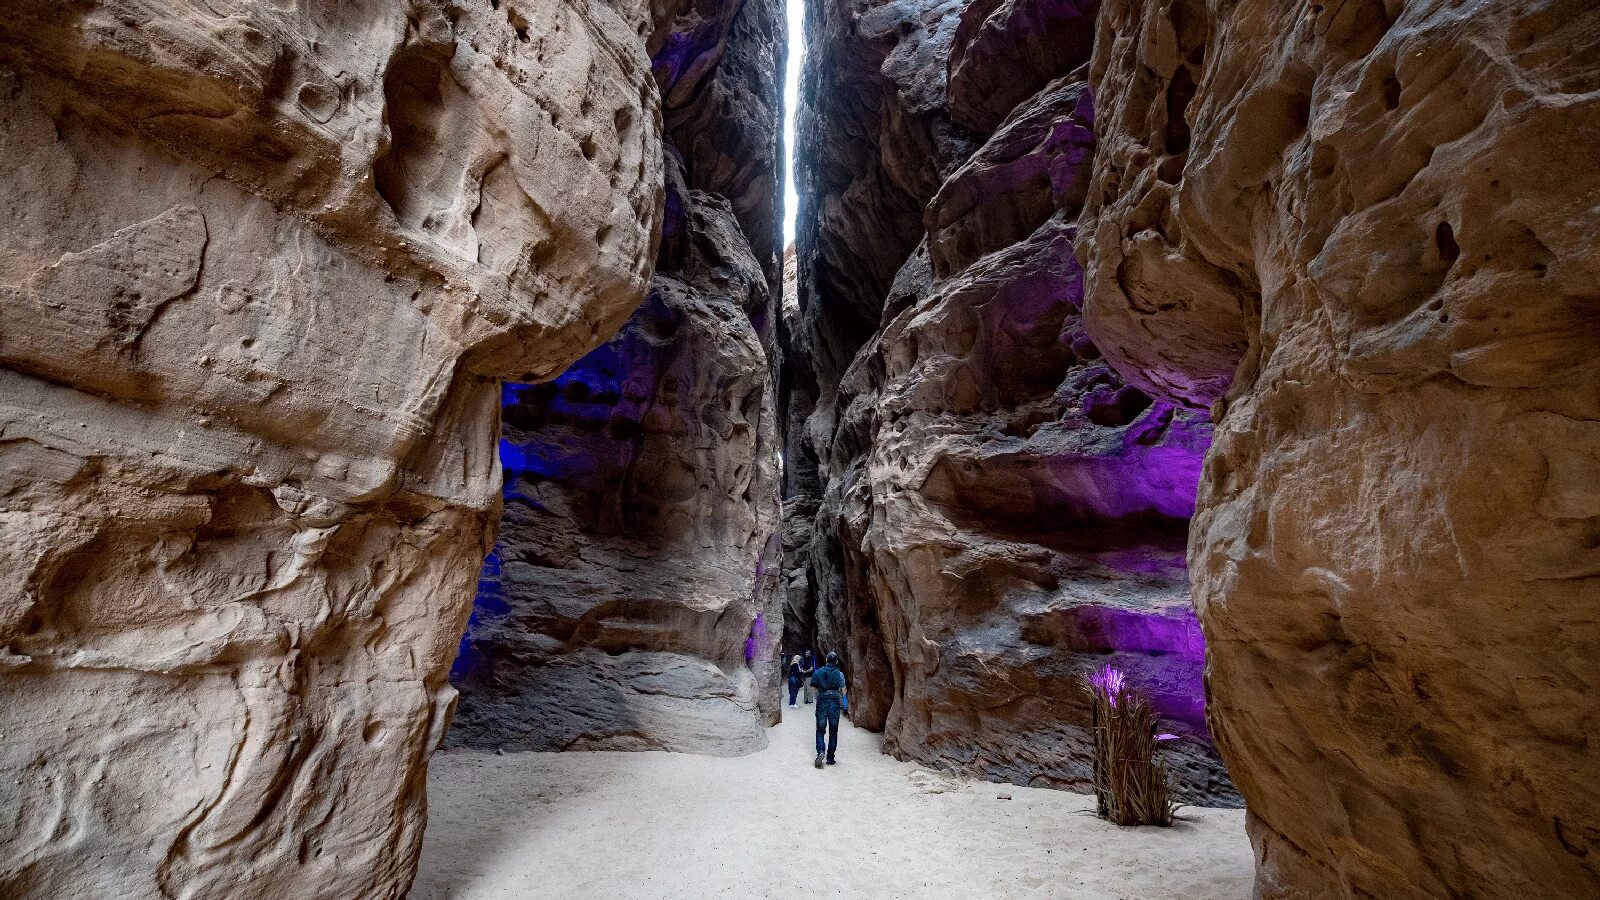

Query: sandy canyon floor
[413,702,1252,899]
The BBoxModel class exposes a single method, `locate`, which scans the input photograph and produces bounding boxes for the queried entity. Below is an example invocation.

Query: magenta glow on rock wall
[781,0,1238,804]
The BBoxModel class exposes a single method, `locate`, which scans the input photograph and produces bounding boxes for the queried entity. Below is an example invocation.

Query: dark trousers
[815,699,840,760]
[788,675,800,705]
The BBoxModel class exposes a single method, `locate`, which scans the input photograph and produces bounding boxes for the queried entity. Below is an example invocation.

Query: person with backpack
[812,651,847,768]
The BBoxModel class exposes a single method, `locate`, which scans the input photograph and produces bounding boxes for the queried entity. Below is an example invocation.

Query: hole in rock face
[1310,143,1337,179]
[1086,384,1155,427]
[1383,74,1402,110]
[1436,221,1460,265]
[1157,154,1185,185]
[529,239,559,267]
[1164,67,1196,155]
[373,47,456,225]
[507,7,531,42]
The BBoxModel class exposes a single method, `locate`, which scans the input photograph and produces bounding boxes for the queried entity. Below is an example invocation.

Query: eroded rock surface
[786,0,1236,803]
[947,0,1098,133]
[0,1,662,897]
[1080,0,1600,895]
[447,0,785,754]
[786,0,975,738]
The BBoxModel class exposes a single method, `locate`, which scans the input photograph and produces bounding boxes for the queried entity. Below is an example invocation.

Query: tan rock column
[0,1,662,896]
[1080,0,1600,896]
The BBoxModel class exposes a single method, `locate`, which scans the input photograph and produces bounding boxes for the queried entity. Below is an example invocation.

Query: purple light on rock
[1147,685,1207,728]
[1090,548,1186,578]
[1062,605,1209,727]
[1061,605,1205,660]
[651,29,718,94]
[1033,440,1206,524]
[745,612,768,663]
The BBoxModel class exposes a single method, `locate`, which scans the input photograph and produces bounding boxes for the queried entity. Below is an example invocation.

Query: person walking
[787,654,803,708]
[801,650,816,705]
[812,651,847,768]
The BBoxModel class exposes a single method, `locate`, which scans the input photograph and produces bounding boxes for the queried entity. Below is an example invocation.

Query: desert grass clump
[1086,664,1176,826]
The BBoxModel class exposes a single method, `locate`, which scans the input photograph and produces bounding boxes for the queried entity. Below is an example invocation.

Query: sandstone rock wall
[447,0,785,754]
[785,0,974,729]
[782,0,974,645]
[1080,0,1600,895]
[786,0,1238,803]
[0,1,666,897]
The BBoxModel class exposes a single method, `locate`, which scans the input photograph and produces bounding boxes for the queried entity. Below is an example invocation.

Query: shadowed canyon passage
[0,2,1597,900]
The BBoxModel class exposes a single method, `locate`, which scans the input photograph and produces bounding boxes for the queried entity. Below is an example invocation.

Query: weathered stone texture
[1080,0,1600,895]
[786,0,1238,804]
[447,0,785,754]
[787,0,975,733]
[947,0,1099,133]
[861,77,1231,802]
[0,1,662,897]
[791,0,973,403]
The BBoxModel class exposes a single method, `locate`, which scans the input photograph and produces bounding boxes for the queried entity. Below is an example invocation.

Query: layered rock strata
[0,1,666,897]
[448,0,785,754]
[865,75,1230,800]
[787,0,1237,803]
[1080,0,1600,895]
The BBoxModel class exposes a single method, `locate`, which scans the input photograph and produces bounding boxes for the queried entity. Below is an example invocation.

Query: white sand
[412,705,1253,899]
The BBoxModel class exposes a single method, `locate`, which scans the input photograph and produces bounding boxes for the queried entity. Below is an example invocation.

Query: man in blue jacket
[812,651,847,768]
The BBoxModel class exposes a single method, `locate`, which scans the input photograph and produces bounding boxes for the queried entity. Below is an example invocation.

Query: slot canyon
[0,1,1595,899]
